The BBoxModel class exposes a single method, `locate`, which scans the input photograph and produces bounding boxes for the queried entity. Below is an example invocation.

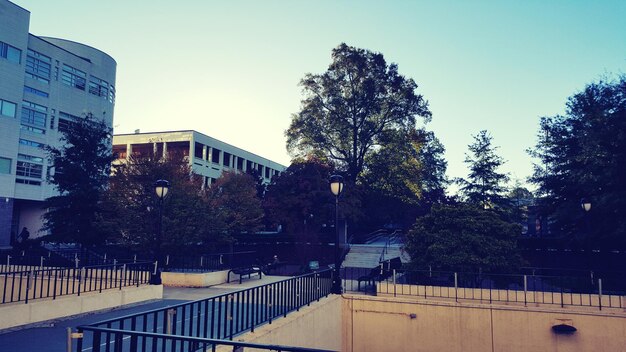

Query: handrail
[75,327,336,352]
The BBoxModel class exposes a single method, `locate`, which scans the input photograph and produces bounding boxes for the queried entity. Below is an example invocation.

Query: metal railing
[75,269,333,351]
[343,268,626,311]
[74,328,335,352]
[1,262,154,304]
[161,251,257,273]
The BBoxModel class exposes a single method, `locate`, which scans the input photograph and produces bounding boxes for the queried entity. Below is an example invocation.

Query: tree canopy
[44,113,115,245]
[529,75,626,248]
[286,43,432,183]
[405,204,522,272]
[457,130,509,209]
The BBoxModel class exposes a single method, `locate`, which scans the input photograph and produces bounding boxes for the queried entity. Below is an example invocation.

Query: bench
[227,266,263,284]
[357,257,403,291]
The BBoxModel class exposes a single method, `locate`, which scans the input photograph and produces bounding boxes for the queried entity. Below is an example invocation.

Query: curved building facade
[0,0,116,246]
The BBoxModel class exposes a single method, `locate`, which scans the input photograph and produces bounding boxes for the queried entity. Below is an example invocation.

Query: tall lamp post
[329,175,344,294]
[154,179,170,260]
[580,198,591,248]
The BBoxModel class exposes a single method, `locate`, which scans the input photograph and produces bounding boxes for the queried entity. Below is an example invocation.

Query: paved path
[0,275,290,352]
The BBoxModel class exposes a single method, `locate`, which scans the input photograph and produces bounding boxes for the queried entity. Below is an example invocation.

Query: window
[223,152,231,167]
[24,86,49,98]
[25,50,51,83]
[21,101,47,132]
[88,76,109,98]
[194,142,204,159]
[109,84,115,104]
[0,41,21,64]
[211,148,221,164]
[16,161,43,179]
[16,179,41,186]
[58,111,79,133]
[21,125,45,134]
[18,154,44,163]
[237,157,244,170]
[19,139,45,148]
[265,167,270,179]
[0,157,11,174]
[0,99,17,118]
[61,64,86,90]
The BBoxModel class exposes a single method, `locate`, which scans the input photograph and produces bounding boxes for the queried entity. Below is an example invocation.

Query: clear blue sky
[14,0,626,192]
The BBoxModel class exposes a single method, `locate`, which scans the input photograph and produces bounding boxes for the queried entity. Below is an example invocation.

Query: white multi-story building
[112,131,286,187]
[0,0,116,246]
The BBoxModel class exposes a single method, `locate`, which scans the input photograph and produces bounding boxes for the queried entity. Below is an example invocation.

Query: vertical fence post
[166,255,170,266]
[40,256,44,270]
[74,257,79,269]
[523,275,528,307]
[167,308,176,334]
[66,327,73,352]
[393,269,397,297]
[133,255,137,264]
[153,261,158,275]
[598,278,603,311]
[6,255,10,270]
[121,264,126,289]
[454,272,458,302]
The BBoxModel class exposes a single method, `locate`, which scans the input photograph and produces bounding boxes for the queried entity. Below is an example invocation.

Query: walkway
[0,275,291,352]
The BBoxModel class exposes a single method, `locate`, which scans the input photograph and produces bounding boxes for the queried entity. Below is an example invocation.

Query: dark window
[0,41,21,64]
[21,101,47,128]
[265,167,270,179]
[131,143,153,158]
[24,86,49,98]
[16,161,43,178]
[88,76,109,98]
[58,111,79,133]
[16,178,41,186]
[237,157,244,170]
[194,142,204,159]
[61,64,86,90]
[166,141,189,158]
[211,148,221,163]
[19,139,45,148]
[223,152,231,167]
[112,145,127,159]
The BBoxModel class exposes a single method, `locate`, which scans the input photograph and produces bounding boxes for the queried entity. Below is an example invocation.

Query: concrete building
[0,0,116,246]
[112,130,286,186]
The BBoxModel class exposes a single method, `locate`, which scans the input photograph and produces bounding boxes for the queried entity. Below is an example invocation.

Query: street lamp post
[329,175,344,294]
[154,179,170,260]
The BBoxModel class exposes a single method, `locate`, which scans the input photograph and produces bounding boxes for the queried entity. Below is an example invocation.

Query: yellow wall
[343,294,626,352]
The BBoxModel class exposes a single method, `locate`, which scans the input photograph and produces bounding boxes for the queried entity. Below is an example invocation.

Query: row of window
[0,41,21,64]
[193,142,280,179]
[23,48,115,103]
[0,154,44,185]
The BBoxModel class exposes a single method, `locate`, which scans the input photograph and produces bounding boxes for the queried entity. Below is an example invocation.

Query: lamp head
[154,179,170,200]
[329,175,344,197]
[580,198,591,212]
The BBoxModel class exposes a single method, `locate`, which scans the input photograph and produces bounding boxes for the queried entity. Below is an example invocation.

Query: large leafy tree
[286,43,432,183]
[205,171,264,238]
[44,113,115,245]
[102,154,208,256]
[457,130,509,209]
[405,204,522,272]
[529,76,626,248]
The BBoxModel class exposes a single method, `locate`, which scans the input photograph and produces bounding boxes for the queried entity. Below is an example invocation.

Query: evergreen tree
[458,130,509,209]
[44,113,115,245]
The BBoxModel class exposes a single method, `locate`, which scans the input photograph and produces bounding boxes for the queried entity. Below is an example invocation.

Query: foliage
[417,130,449,205]
[102,154,207,256]
[405,204,522,272]
[457,130,509,209]
[44,113,115,245]
[205,171,264,237]
[286,43,432,183]
[264,157,362,238]
[528,75,626,248]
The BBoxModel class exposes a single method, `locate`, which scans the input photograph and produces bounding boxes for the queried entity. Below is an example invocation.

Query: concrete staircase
[343,245,385,268]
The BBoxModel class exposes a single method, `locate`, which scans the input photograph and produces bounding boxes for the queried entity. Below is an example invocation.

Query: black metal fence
[161,251,258,273]
[1,262,154,304]
[75,269,333,351]
[343,267,626,310]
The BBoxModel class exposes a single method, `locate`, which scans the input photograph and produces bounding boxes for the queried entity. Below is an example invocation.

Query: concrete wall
[0,284,162,330]
[217,295,342,352]
[161,270,230,287]
[343,294,626,352]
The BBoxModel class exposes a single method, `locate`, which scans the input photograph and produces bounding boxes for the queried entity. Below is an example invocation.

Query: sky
[13,0,626,192]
